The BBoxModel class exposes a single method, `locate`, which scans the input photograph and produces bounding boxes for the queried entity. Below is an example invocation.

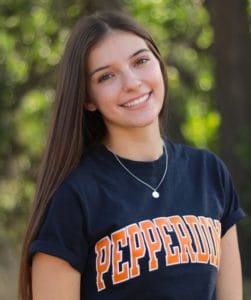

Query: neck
[104,122,164,161]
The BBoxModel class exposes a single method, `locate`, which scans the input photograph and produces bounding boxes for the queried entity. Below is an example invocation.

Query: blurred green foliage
[0,0,73,248]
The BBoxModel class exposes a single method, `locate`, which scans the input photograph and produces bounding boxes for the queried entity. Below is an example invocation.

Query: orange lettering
[95,236,111,291]
[199,217,218,266]
[184,215,209,264]
[111,228,130,284]
[127,223,146,278]
[207,218,221,268]
[154,217,180,265]
[139,220,162,271]
[169,216,196,263]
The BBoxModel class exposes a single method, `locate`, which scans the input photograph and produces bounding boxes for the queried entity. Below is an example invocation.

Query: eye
[98,72,114,83]
[135,57,150,66]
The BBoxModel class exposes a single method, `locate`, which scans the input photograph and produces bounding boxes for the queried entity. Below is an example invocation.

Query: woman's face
[86,30,165,135]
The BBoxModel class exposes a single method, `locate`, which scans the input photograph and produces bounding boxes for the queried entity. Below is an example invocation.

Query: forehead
[87,30,149,70]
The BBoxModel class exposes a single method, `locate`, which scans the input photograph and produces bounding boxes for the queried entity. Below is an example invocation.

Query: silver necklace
[109,141,168,199]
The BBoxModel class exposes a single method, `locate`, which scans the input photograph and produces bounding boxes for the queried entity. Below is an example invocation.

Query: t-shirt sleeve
[218,157,246,237]
[29,183,88,273]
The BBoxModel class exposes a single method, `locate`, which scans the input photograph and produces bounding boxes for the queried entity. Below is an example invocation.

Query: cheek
[89,82,121,108]
[98,89,119,109]
[104,80,124,100]
[147,65,165,94]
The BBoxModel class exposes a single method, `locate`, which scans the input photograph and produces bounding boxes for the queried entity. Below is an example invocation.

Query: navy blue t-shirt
[29,140,245,299]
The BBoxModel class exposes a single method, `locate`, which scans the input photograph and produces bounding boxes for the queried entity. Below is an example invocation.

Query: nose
[122,68,141,91]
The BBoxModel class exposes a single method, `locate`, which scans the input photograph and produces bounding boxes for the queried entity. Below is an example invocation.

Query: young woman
[19,11,245,300]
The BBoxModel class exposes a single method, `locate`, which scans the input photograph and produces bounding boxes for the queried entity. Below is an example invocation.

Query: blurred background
[0,0,250,298]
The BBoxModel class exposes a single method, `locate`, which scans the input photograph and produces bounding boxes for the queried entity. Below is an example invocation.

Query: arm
[32,252,81,300]
[216,225,243,300]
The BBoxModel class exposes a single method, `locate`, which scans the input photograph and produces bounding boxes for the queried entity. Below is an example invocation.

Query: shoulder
[49,146,110,208]
[165,139,231,183]
[55,148,101,193]
[166,139,224,166]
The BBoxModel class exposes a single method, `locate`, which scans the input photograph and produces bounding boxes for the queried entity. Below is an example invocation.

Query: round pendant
[152,190,160,199]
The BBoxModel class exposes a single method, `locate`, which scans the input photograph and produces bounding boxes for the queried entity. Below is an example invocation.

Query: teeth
[123,94,150,107]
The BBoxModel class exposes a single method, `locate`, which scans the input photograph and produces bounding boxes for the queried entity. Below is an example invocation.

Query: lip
[120,92,152,108]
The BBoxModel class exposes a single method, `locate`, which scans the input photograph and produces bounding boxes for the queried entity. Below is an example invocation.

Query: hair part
[18,10,168,300]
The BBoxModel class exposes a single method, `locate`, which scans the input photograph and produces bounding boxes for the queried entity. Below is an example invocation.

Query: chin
[129,115,159,129]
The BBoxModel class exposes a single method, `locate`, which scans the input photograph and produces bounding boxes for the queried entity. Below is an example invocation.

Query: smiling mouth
[122,92,151,108]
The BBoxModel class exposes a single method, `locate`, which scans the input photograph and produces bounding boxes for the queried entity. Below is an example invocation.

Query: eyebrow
[89,48,150,77]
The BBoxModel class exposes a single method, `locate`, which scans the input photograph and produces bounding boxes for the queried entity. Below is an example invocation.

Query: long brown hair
[18,10,168,299]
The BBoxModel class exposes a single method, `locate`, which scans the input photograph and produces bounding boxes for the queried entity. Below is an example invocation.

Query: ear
[84,101,97,112]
